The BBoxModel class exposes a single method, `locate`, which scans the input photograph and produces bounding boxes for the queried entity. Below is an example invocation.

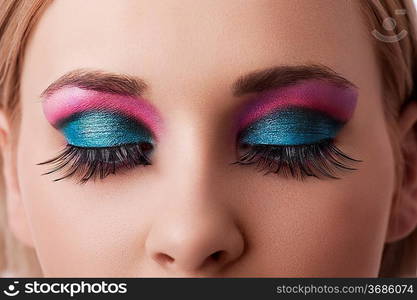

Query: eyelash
[233,139,360,180]
[38,143,153,183]
[39,137,359,183]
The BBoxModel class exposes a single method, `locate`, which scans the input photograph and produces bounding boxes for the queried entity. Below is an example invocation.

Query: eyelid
[235,80,358,135]
[41,86,162,140]
[238,106,345,146]
[58,110,154,148]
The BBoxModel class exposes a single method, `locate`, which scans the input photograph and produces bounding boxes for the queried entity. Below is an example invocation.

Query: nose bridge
[160,109,222,197]
[145,111,244,274]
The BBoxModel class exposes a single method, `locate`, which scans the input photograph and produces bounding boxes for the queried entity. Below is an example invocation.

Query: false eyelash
[233,139,360,180]
[38,143,152,183]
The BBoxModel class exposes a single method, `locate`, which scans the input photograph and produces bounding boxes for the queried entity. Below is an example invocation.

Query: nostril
[154,253,175,265]
[210,250,223,262]
[199,250,227,270]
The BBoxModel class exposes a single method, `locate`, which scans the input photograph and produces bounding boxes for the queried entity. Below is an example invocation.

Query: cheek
[16,173,156,276]
[16,175,148,276]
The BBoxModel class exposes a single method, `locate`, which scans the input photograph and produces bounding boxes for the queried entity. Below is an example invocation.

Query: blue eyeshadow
[58,110,153,148]
[239,107,343,146]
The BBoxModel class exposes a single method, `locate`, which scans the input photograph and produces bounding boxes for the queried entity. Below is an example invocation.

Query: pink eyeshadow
[236,80,358,132]
[42,87,162,138]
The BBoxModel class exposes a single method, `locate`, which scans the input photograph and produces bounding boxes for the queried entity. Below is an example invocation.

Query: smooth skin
[1,0,417,276]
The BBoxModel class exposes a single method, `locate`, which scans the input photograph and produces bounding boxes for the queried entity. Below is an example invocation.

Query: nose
[145,202,245,275]
[142,113,245,276]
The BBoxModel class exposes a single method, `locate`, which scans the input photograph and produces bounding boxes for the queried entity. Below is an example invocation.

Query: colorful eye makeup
[42,86,161,144]
[239,107,344,146]
[40,86,161,182]
[40,74,360,182]
[236,80,357,145]
[234,80,360,179]
[58,111,153,148]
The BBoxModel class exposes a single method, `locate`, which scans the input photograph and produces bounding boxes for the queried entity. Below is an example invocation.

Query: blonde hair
[359,0,417,277]
[0,0,50,276]
[0,0,416,276]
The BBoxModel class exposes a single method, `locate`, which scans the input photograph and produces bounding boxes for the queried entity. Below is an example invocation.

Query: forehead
[22,0,376,99]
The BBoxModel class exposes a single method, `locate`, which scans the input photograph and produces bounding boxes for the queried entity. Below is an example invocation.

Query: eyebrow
[41,69,148,98]
[41,64,355,99]
[232,64,356,97]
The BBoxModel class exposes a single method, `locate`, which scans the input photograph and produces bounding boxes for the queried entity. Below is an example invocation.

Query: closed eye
[234,106,361,179]
[39,109,155,183]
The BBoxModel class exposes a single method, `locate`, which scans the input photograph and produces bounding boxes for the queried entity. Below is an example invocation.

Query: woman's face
[14,0,395,276]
